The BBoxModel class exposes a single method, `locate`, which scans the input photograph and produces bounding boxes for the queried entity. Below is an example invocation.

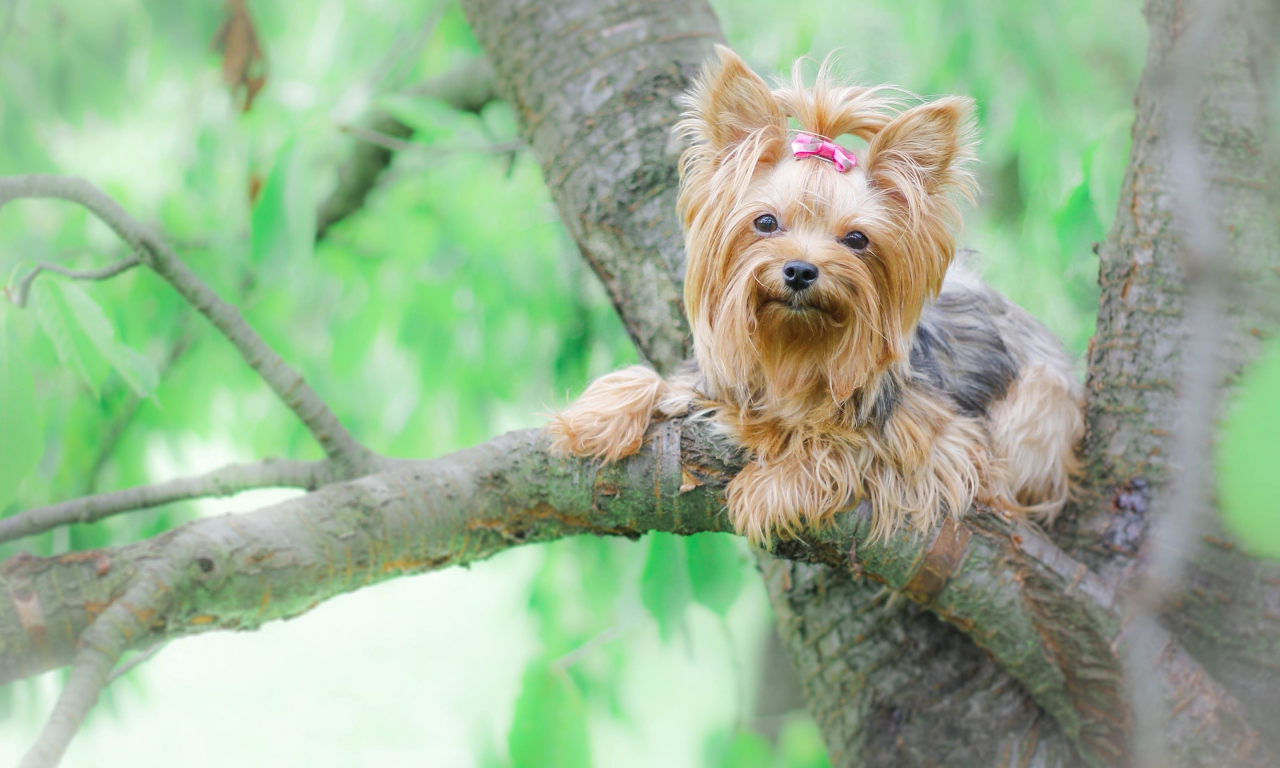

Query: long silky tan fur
[548,46,1083,546]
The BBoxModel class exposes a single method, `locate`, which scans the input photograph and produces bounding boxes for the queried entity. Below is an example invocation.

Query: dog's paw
[725,455,855,547]
[546,366,668,462]
[546,405,652,462]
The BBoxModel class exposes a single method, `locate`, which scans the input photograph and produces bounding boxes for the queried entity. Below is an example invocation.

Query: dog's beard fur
[682,120,971,426]
[672,47,988,542]
[702,234,884,420]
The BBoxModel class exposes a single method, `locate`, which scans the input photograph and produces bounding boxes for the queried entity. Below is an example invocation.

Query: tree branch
[18,563,178,768]
[1126,1,1235,765]
[0,421,1268,768]
[7,256,142,308]
[336,125,522,158]
[0,175,377,473]
[105,642,166,685]
[316,57,497,238]
[0,458,337,545]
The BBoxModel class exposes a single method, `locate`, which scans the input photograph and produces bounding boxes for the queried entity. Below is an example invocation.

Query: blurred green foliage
[0,0,1147,764]
[1219,336,1280,559]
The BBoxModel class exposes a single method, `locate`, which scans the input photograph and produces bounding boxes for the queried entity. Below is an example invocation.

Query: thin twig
[105,642,168,685]
[338,124,523,158]
[337,124,423,154]
[0,0,16,46]
[0,176,378,472]
[316,58,497,238]
[366,2,449,91]
[552,619,642,670]
[1126,2,1235,767]
[7,256,141,307]
[0,458,333,545]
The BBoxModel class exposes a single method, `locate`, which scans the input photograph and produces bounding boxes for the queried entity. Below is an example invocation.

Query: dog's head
[678,47,976,413]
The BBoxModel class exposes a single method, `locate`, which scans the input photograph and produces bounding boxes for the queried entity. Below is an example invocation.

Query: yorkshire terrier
[548,47,1083,545]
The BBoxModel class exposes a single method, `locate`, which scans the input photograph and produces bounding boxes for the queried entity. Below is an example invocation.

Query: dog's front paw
[725,455,856,546]
[546,366,668,462]
[546,404,653,462]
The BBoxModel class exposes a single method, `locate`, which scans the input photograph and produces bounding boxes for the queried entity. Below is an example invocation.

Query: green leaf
[376,93,466,142]
[640,531,691,643]
[472,720,513,768]
[1219,336,1280,558]
[31,280,107,398]
[56,282,158,399]
[0,310,43,511]
[777,716,832,768]
[508,658,591,768]
[1052,154,1104,268]
[686,533,744,618]
[251,136,316,266]
[112,343,160,400]
[703,728,774,768]
[1088,110,1134,232]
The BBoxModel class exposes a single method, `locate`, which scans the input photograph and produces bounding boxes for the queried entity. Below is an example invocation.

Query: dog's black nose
[782,260,819,292]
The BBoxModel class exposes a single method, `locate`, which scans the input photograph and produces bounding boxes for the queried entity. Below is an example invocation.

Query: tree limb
[0,421,1269,768]
[7,256,142,308]
[316,57,497,238]
[0,175,377,473]
[0,458,337,545]
[18,563,178,768]
[1126,1,1236,765]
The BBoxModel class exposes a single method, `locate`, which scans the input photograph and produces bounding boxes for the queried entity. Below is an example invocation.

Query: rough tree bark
[1073,0,1280,741]
[1,0,1277,765]
[458,0,712,373]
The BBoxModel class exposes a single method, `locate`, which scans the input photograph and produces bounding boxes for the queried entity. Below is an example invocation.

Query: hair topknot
[772,55,910,145]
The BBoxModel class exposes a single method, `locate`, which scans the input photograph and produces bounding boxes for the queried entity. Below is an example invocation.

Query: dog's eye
[840,231,870,251]
[753,214,779,234]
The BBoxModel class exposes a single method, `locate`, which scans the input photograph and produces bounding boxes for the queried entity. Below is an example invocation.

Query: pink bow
[791,133,857,172]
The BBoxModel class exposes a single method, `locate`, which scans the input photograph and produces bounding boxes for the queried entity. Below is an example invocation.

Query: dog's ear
[684,46,787,155]
[865,96,977,197]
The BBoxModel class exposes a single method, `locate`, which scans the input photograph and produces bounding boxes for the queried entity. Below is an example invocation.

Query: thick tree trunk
[459,0,718,374]
[1073,0,1280,753]
[765,558,1079,768]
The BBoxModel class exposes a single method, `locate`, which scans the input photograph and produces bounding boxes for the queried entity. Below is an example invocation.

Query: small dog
[549,47,1083,545]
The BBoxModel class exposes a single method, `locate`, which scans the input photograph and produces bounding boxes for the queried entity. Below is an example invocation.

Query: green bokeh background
[0,0,1163,765]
